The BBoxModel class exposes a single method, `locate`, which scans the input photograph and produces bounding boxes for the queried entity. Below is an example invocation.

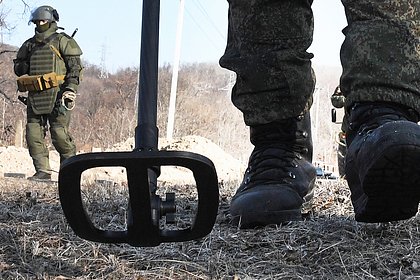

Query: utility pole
[99,42,109,79]
[166,0,185,140]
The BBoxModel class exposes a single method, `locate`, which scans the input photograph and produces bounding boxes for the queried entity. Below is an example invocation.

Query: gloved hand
[61,90,77,110]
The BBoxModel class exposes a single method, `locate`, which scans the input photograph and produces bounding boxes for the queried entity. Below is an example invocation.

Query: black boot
[28,171,51,181]
[345,102,420,222]
[230,113,316,228]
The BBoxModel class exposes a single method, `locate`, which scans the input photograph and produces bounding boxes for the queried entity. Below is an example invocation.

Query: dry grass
[0,177,419,279]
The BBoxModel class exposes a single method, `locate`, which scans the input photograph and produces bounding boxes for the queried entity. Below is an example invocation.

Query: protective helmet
[29,6,59,25]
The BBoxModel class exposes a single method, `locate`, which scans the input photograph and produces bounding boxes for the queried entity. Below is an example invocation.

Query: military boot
[28,171,51,181]
[345,102,420,222]
[230,113,316,228]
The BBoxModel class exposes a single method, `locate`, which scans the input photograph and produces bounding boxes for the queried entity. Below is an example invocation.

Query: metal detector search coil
[59,150,219,247]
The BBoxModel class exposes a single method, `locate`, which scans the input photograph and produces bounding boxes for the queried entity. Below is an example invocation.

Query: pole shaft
[136,0,160,151]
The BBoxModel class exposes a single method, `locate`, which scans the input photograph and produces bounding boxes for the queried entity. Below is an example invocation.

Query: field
[0,96,418,279]
[0,167,419,279]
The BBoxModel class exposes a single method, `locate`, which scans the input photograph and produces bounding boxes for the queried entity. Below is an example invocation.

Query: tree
[0,1,34,145]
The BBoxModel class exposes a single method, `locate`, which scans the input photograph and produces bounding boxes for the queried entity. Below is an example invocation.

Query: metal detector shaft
[135,0,161,190]
[136,0,159,151]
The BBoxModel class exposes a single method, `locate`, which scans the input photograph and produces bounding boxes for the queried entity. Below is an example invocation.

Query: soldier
[220,1,420,228]
[13,6,82,181]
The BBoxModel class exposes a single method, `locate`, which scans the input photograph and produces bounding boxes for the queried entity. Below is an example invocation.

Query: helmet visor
[28,6,55,25]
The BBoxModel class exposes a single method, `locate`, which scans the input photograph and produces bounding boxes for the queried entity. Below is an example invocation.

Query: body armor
[14,22,83,114]
[28,34,66,114]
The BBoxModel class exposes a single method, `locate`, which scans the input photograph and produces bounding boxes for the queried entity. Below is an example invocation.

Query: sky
[2,0,347,73]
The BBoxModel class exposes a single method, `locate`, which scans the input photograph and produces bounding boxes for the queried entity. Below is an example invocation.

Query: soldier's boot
[28,152,52,181]
[345,102,420,222]
[230,113,316,228]
[28,171,51,181]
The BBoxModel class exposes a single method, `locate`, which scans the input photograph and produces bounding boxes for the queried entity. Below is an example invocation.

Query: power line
[191,0,225,41]
[184,6,221,51]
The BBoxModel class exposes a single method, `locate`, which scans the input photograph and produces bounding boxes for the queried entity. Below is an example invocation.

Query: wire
[184,6,221,51]
[191,0,226,41]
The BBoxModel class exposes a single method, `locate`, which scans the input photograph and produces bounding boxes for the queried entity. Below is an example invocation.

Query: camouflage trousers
[220,0,420,126]
[26,100,76,174]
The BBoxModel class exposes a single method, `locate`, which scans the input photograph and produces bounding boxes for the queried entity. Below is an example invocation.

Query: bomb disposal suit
[13,6,82,180]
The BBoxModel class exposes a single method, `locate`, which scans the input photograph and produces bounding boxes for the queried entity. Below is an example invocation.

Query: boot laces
[241,143,304,191]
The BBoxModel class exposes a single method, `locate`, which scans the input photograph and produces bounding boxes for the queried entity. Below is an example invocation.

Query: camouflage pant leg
[49,104,76,163]
[26,109,51,173]
[220,0,315,126]
[340,0,420,114]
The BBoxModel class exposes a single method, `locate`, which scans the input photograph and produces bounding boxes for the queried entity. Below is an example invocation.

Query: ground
[0,135,245,186]
[0,136,419,279]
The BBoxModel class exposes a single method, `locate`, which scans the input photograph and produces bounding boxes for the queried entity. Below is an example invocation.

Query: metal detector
[58,0,219,247]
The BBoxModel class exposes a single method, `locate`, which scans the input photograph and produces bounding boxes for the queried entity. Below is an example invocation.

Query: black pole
[135,0,160,151]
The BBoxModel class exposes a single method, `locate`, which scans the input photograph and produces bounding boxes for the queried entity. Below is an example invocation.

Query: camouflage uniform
[14,19,82,176]
[222,0,420,227]
[220,0,420,126]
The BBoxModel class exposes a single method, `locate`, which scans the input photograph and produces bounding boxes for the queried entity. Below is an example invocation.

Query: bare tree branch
[0,50,17,55]
[21,0,31,11]
[0,88,16,104]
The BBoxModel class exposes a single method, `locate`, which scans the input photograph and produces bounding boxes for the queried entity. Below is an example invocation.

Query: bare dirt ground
[0,136,244,185]
[0,136,419,279]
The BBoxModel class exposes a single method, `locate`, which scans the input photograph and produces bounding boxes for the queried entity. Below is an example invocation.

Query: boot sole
[28,178,52,182]
[231,209,303,229]
[28,176,52,182]
[357,144,420,222]
[230,182,315,229]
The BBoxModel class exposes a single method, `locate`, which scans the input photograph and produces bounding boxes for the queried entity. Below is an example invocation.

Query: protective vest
[28,33,67,114]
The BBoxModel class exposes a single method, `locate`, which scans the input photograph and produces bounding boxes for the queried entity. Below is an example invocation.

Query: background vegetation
[0,42,342,169]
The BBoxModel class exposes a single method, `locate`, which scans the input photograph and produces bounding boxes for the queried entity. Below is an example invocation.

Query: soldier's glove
[331,95,345,108]
[61,90,77,111]
[331,86,345,108]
